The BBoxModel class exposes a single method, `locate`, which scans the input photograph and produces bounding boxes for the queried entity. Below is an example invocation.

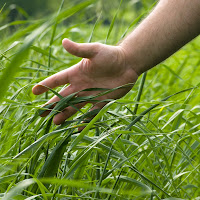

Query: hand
[32,39,138,125]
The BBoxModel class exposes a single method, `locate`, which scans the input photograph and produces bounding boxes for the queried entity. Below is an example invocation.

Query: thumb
[62,38,99,58]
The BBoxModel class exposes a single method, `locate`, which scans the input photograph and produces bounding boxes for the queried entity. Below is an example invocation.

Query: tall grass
[0,0,200,199]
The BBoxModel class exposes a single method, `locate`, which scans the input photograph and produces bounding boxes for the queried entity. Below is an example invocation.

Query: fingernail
[33,85,45,95]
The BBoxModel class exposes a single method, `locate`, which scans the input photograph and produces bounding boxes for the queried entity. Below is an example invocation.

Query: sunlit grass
[0,0,200,199]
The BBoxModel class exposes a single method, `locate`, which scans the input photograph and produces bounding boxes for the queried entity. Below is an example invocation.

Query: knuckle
[51,75,60,87]
[93,42,101,50]
[81,58,91,69]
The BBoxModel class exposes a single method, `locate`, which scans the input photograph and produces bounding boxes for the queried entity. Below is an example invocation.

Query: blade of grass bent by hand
[68,101,116,152]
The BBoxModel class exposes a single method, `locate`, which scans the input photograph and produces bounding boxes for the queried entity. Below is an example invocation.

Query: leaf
[2,179,35,200]
[38,84,63,99]
[126,87,195,130]
[0,3,6,14]
[103,176,151,191]
[56,0,95,23]
[162,109,184,130]
[105,0,122,43]
[163,198,184,200]
[68,101,116,152]
[0,21,51,104]
[73,134,126,160]
[30,45,63,62]
[13,125,73,159]
[173,171,190,180]
[38,136,71,178]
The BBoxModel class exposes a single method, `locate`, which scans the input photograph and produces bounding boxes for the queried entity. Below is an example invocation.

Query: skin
[32,0,200,125]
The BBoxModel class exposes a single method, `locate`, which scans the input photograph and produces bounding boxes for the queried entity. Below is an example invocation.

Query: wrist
[118,44,145,77]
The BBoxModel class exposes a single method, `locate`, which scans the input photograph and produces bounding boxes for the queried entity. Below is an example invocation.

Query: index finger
[32,67,73,95]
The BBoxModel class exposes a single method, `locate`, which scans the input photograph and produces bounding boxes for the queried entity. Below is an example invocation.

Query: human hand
[32,39,138,125]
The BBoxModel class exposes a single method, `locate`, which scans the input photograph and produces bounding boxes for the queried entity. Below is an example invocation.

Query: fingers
[32,38,99,95]
[32,38,106,125]
[62,38,99,58]
[32,67,74,95]
[46,85,74,104]
[39,85,75,117]
[40,88,107,126]
[53,102,86,125]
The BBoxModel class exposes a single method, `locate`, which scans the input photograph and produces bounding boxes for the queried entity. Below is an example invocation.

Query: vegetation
[0,0,200,199]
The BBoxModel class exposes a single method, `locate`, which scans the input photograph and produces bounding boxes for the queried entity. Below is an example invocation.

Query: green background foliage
[0,0,199,199]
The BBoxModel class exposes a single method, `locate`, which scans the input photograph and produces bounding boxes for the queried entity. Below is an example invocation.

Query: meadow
[0,0,200,199]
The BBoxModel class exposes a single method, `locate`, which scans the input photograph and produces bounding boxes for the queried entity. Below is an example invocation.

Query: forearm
[120,0,200,75]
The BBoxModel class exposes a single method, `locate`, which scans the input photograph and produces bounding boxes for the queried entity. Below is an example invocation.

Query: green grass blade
[0,22,51,104]
[105,0,123,43]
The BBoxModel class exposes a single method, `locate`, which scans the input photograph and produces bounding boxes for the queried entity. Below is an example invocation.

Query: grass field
[0,0,200,199]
